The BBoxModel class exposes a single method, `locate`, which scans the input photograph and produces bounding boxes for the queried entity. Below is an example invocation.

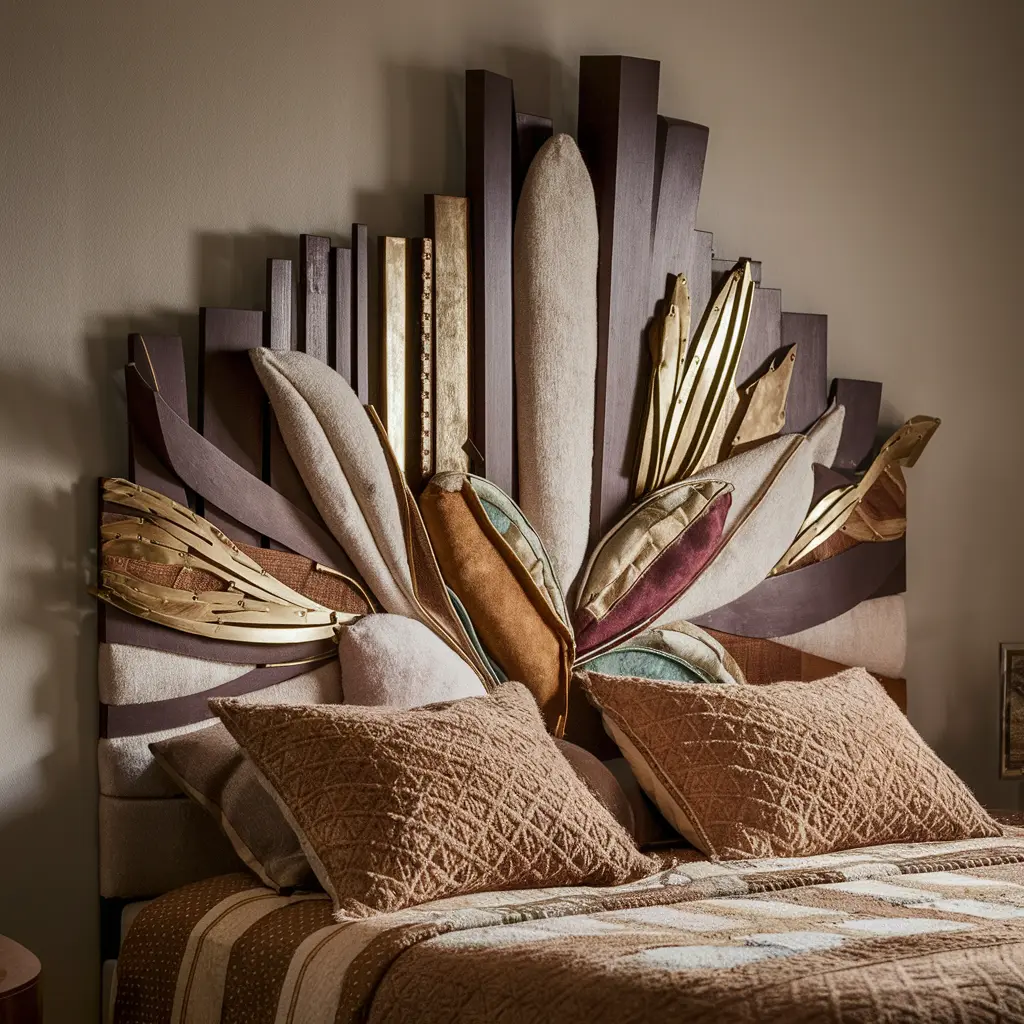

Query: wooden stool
[0,936,40,1024]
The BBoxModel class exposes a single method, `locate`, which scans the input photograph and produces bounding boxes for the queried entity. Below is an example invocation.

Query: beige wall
[2,0,1022,1018]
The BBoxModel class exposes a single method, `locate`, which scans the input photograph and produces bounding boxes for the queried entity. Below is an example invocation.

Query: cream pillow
[338,613,486,707]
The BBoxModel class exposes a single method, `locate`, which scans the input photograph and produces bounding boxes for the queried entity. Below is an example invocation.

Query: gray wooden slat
[689,230,714,333]
[466,69,515,495]
[832,378,883,471]
[577,54,660,539]
[299,234,330,362]
[332,246,352,381]
[352,223,370,404]
[265,259,293,352]
[649,117,709,310]
[126,334,189,506]
[737,286,783,388]
[199,307,264,543]
[514,111,553,204]
[782,312,828,435]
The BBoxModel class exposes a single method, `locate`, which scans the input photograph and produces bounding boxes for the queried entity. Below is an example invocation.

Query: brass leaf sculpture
[772,415,940,573]
[727,345,797,457]
[634,261,756,496]
[94,478,359,643]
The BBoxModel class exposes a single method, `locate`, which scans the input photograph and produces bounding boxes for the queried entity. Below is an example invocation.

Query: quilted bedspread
[114,836,1024,1023]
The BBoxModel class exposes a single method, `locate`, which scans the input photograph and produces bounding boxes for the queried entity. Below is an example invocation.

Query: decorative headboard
[94,55,933,945]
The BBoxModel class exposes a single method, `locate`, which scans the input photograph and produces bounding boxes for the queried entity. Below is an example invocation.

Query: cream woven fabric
[212,683,654,918]
[581,667,999,860]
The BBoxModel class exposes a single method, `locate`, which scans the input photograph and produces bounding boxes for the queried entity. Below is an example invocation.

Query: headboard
[95,56,927,953]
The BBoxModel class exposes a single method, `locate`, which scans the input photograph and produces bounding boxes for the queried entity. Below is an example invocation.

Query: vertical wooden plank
[298,234,330,362]
[466,69,515,495]
[577,54,660,539]
[126,334,189,506]
[263,257,317,523]
[782,312,828,435]
[649,117,709,310]
[380,237,409,472]
[514,111,553,204]
[689,230,714,335]
[332,246,352,381]
[425,195,471,475]
[418,237,434,490]
[265,259,293,353]
[832,379,883,471]
[737,286,783,387]
[199,307,264,543]
[351,223,370,404]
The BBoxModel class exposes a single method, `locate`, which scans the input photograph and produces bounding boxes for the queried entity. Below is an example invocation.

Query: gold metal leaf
[772,415,940,573]
[727,345,797,457]
[634,261,757,497]
[96,478,360,642]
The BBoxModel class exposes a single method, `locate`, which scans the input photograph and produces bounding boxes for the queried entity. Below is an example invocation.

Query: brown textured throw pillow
[211,683,655,918]
[150,723,314,892]
[581,667,1000,860]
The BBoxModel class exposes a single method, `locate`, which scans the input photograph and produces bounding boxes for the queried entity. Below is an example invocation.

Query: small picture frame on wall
[1000,644,1024,778]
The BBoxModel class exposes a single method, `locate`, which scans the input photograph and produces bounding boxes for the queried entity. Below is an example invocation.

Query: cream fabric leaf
[251,347,415,617]
[805,399,845,468]
[338,614,487,708]
[653,434,814,623]
[514,133,599,600]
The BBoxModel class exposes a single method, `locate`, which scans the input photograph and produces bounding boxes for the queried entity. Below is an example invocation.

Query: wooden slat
[298,234,330,362]
[199,307,264,543]
[332,246,352,381]
[832,378,883,471]
[417,237,435,491]
[425,195,471,475]
[781,312,828,435]
[514,111,553,204]
[466,69,515,495]
[126,334,189,506]
[649,117,709,310]
[263,259,318,524]
[577,54,660,539]
[351,223,370,404]
[380,237,409,472]
[689,230,714,333]
[737,286,783,387]
[691,537,906,638]
[265,259,293,352]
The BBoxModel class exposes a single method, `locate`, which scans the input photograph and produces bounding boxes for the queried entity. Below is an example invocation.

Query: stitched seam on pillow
[592,700,717,858]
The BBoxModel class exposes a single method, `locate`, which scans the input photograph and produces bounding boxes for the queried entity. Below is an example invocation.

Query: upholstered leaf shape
[420,473,574,735]
[466,473,570,629]
[573,479,732,658]
[515,133,599,598]
[651,402,845,625]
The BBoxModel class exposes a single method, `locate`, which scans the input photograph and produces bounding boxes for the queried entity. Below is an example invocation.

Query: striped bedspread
[114,836,1024,1023]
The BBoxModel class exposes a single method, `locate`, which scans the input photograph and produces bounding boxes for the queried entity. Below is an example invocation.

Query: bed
[113,837,1024,1023]
[93,50,983,1024]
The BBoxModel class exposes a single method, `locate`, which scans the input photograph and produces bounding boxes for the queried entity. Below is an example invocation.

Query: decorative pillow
[580,667,1000,860]
[420,475,573,734]
[150,723,314,892]
[211,682,655,918]
[553,739,635,838]
[338,613,487,707]
[514,132,599,597]
[604,757,680,848]
[573,480,732,658]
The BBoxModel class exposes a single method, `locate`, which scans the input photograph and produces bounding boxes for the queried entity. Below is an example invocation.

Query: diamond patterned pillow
[580,667,1001,859]
[211,682,655,918]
